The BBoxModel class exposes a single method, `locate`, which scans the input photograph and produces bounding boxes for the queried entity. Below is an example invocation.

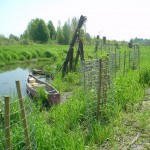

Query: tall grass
[0,45,150,149]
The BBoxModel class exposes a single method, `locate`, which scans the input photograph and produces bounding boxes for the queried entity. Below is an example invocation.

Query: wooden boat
[26,74,60,104]
[32,69,45,75]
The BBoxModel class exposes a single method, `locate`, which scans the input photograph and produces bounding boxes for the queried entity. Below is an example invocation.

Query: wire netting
[0,88,37,150]
[81,45,140,124]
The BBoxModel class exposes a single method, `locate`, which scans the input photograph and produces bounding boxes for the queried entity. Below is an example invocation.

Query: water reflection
[0,61,50,97]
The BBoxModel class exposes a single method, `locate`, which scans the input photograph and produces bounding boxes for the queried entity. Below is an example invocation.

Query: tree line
[0,17,92,45]
[1,17,150,46]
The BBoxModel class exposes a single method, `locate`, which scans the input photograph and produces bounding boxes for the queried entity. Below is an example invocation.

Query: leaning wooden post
[5,96,12,150]
[15,81,31,150]
[97,59,102,121]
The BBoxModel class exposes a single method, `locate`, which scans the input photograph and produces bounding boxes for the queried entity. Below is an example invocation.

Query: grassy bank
[0,45,150,149]
[0,44,69,67]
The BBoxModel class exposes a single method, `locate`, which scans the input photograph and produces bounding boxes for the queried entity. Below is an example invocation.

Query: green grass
[0,44,68,67]
[0,44,150,149]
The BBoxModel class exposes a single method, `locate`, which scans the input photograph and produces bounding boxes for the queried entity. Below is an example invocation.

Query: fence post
[129,49,131,69]
[97,59,102,121]
[4,96,12,150]
[114,47,117,77]
[123,50,126,75]
[118,50,121,71]
[104,55,109,104]
[15,81,31,150]
[138,46,140,66]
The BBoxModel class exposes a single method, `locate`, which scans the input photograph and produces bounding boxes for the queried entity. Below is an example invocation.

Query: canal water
[0,62,48,97]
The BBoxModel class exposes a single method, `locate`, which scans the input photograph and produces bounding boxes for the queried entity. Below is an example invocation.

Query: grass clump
[139,66,150,86]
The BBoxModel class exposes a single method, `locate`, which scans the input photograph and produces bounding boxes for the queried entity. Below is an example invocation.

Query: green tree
[47,20,56,40]
[20,30,29,39]
[56,21,64,44]
[62,21,71,45]
[27,18,49,43]
[9,34,19,41]
[71,17,78,35]
[57,27,64,44]
[85,32,92,44]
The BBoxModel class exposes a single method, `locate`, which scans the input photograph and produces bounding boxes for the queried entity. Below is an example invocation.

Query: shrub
[35,50,43,57]
[31,51,38,59]
[139,67,150,86]
[21,51,32,60]
[3,53,12,61]
[19,56,26,61]
[0,54,4,61]
[0,61,5,67]
[11,53,18,60]
[44,51,53,58]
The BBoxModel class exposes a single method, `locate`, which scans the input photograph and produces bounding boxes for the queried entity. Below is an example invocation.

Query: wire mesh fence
[81,45,140,124]
[0,81,37,150]
[81,56,113,124]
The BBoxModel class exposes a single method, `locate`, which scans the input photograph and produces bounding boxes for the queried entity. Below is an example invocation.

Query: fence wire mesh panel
[110,46,140,76]
[0,89,37,150]
[81,45,140,124]
[81,56,115,124]
[129,45,140,70]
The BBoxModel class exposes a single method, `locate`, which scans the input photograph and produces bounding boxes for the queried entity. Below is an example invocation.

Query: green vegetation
[0,44,150,149]
[26,18,50,43]
[0,44,68,67]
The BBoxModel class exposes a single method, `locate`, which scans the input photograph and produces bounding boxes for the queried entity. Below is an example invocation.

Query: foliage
[132,37,150,46]
[21,51,32,60]
[9,34,19,41]
[139,66,150,86]
[27,18,50,43]
[0,45,150,149]
[62,21,71,45]
[57,23,65,44]
[44,51,53,58]
[47,20,57,40]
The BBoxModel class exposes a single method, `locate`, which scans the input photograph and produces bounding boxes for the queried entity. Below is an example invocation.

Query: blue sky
[0,0,150,41]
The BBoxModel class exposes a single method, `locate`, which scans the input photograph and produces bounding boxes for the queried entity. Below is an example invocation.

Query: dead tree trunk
[62,15,87,77]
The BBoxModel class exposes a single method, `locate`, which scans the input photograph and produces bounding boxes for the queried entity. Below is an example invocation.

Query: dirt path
[128,88,150,150]
[118,88,150,150]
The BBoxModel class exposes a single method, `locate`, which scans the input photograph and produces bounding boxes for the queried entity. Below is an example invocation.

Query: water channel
[0,61,49,97]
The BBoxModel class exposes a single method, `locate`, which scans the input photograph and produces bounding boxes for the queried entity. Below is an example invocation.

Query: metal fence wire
[0,86,37,150]
[81,56,114,124]
[81,45,140,124]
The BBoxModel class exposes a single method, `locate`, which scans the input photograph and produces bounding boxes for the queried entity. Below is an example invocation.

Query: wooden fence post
[138,46,140,66]
[118,50,121,70]
[123,50,126,75]
[15,81,31,150]
[97,59,102,120]
[129,49,131,69]
[4,96,12,150]
[114,47,117,77]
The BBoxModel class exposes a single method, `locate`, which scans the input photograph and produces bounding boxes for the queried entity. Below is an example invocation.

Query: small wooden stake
[16,81,31,150]
[129,49,131,69]
[138,46,140,65]
[114,47,117,77]
[97,59,102,120]
[118,50,121,70]
[123,50,126,75]
[4,96,12,150]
